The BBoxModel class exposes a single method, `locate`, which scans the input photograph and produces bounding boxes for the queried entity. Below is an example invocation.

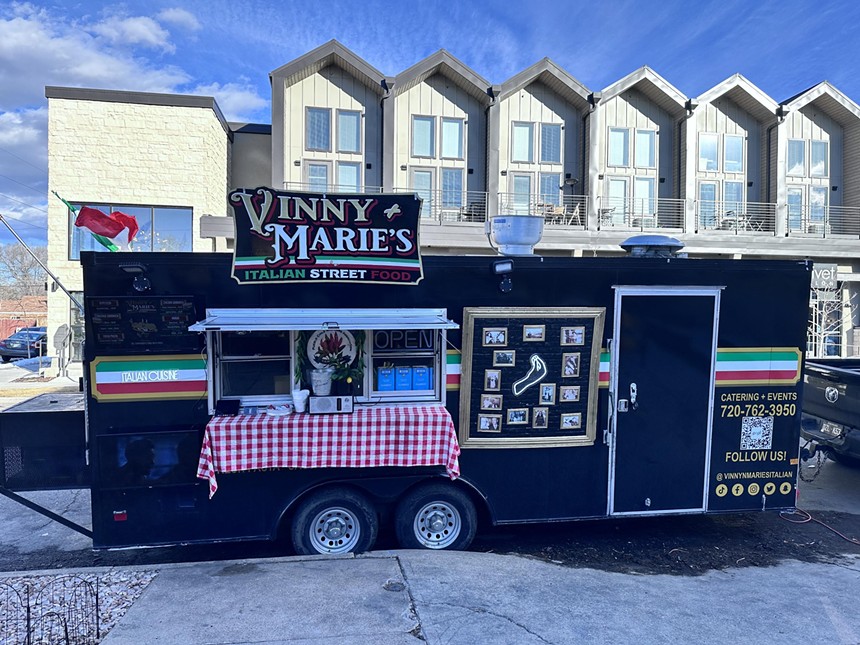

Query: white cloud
[0,6,190,110]
[191,82,269,122]
[157,8,202,32]
[89,15,174,53]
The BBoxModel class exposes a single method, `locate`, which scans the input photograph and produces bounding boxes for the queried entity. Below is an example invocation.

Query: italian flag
[446,351,461,390]
[54,191,139,251]
[715,348,802,386]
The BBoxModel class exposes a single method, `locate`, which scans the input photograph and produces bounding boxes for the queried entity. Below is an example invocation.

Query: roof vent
[619,234,686,258]
[486,215,544,256]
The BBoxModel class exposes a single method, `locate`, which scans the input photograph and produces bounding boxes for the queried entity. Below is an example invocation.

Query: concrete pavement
[82,548,860,644]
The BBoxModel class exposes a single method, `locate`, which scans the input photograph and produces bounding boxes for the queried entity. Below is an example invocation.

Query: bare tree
[0,243,47,301]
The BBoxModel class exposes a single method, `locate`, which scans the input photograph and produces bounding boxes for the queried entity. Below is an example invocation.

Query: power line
[0,173,46,197]
[0,191,49,231]
[0,146,47,174]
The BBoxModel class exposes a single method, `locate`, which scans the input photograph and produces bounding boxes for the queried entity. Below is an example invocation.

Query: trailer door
[609,287,720,515]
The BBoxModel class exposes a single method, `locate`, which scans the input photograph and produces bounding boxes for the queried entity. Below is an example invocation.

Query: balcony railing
[387,188,488,224]
[696,201,776,234]
[282,181,385,193]
[786,204,860,237]
[596,197,685,231]
[497,194,587,229]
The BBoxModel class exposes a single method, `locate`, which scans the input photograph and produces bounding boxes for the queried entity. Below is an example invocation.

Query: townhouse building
[45,40,860,361]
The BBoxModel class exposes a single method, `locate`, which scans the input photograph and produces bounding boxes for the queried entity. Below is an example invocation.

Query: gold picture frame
[459,307,605,449]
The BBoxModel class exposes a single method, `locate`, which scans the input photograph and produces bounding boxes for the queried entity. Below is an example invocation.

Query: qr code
[740,416,774,450]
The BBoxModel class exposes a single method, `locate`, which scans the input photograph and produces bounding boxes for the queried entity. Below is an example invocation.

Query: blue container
[395,366,413,390]
[412,365,432,390]
[377,367,395,391]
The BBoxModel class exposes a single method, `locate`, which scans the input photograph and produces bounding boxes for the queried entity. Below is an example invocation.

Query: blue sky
[2,0,860,246]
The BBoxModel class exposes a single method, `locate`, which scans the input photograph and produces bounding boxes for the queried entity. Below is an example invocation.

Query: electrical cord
[780,507,860,546]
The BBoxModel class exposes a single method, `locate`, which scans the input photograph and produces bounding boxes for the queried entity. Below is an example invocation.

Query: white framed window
[810,185,828,224]
[512,122,534,163]
[634,129,656,168]
[606,177,628,225]
[441,168,464,208]
[336,110,361,154]
[633,177,655,215]
[787,186,804,230]
[787,139,806,176]
[540,123,562,164]
[698,182,718,227]
[411,168,435,218]
[306,162,330,191]
[724,135,744,173]
[510,173,532,214]
[412,116,435,158]
[608,128,630,167]
[724,181,744,211]
[441,118,464,159]
[811,140,829,177]
[336,162,361,192]
[699,133,719,171]
[306,107,331,152]
[539,172,561,206]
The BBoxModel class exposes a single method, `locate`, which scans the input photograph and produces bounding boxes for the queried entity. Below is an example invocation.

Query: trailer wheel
[395,484,477,551]
[291,488,378,555]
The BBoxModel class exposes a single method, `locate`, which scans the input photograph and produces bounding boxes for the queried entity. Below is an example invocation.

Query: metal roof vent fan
[486,215,544,256]
[619,234,687,258]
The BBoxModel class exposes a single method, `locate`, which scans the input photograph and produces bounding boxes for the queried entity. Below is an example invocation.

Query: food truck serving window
[189,308,458,412]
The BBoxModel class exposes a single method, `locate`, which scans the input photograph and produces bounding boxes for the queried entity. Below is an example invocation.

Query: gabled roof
[498,58,590,111]
[601,66,687,117]
[781,81,860,128]
[270,39,385,95]
[393,50,491,105]
[696,74,778,123]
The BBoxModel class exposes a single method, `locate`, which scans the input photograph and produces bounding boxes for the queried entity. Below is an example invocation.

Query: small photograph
[561,413,582,430]
[478,414,502,433]
[507,408,529,425]
[481,393,503,410]
[493,350,516,367]
[532,407,548,429]
[483,328,508,347]
[523,324,546,342]
[484,369,501,391]
[539,383,556,405]
[562,352,581,377]
[561,326,586,346]
[560,385,581,402]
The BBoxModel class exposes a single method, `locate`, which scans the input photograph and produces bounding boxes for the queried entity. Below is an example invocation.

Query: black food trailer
[2,189,811,555]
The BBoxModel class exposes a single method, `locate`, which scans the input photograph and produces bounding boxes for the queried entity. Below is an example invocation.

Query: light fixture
[119,262,148,275]
[492,259,514,293]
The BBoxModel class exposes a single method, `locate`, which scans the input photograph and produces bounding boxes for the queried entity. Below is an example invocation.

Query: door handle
[630,383,638,410]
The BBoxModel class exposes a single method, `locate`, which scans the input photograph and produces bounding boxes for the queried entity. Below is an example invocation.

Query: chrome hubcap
[310,507,360,554]
[413,501,461,549]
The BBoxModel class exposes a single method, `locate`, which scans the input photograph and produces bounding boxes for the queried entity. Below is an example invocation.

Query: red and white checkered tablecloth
[197,404,461,497]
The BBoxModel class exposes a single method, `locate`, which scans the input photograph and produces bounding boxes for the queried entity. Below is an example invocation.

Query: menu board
[458,307,605,448]
[87,296,203,354]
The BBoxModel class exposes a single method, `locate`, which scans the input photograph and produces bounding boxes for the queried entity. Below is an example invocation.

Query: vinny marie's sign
[229,187,423,285]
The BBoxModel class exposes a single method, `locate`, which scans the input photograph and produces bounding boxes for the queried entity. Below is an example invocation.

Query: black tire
[291,488,378,555]
[0,356,10,363]
[395,483,477,551]
[827,450,860,468]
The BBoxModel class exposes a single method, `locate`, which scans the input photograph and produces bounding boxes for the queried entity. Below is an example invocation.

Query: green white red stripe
[446,351,461,390]
[234,256,420,270]
[715,348,801,386]
[91,356,207,401]
[599,350,610,387]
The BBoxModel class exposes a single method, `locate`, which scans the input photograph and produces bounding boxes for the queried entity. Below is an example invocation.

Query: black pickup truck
[802,358,860,466]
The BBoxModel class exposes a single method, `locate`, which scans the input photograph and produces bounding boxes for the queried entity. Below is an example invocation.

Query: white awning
[189,308,459,332]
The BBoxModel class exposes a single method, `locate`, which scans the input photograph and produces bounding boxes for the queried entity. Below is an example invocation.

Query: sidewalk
[0,356,81,409]
[14,549,851,644]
